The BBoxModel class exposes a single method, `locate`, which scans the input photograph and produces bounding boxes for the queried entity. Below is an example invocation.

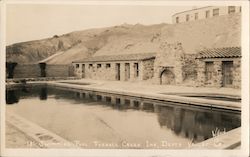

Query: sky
[6,4,194,45]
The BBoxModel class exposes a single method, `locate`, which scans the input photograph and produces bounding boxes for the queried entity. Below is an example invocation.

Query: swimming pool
[6,84,241,149]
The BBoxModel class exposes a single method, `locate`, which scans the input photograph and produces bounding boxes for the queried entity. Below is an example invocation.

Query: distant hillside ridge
[6,13,241,64]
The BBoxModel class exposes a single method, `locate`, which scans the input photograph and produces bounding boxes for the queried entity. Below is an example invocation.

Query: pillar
[213,61,222,87]
[196,60,205,87]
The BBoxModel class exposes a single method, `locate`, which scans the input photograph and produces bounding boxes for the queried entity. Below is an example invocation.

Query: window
[106,63,111,68]
[213,8,219,16]
[186,14,189,22]
[206,10,210,18]
[195,13,198,20]
[176,16,179,23]
[134,63,139,77]
[97,64,102,68]
[205,62,214,81]
[76,64,79,68]
[228,6,236,14]
[89,64,93,68]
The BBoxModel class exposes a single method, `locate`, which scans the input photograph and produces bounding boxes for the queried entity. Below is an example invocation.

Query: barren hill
[6,13,241,64]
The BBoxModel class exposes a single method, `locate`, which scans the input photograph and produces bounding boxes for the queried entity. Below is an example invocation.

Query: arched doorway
[160,68,175,85]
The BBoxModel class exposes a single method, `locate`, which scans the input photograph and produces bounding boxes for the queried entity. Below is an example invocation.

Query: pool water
[6,85,241,149]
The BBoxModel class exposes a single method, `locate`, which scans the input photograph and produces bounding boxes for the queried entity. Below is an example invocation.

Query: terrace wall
[7,63,72,79]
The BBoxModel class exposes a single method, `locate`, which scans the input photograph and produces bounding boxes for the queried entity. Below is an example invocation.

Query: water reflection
[39,87,48,100]
[156,105,240,143]
[6,90,19,104]
[6,85,241,144]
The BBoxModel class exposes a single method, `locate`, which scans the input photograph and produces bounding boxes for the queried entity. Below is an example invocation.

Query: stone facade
[73,59,155,81]
[142,59,154,80]
[153,42,185,85]
[196,58,241,88]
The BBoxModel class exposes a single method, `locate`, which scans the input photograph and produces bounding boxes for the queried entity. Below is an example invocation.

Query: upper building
[172,6,241,24]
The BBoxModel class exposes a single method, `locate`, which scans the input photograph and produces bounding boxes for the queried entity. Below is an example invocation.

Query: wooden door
[116,63,120,80]
[222,61,233,87]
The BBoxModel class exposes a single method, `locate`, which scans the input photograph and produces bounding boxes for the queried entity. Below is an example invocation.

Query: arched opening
[160,68,175,85]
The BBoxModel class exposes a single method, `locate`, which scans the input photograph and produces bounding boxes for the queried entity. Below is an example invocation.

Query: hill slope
[6,13,241,64]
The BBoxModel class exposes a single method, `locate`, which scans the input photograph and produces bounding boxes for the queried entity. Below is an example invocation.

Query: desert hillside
[6,13,241,64]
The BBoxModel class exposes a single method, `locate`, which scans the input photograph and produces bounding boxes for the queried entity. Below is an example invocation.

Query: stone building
[196,47,241,88]
[72,53,156,81]
[153,42,185,85]
[172,6,241,24]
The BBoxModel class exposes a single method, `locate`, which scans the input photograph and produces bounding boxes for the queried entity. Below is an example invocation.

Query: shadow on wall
[6,62,74,79]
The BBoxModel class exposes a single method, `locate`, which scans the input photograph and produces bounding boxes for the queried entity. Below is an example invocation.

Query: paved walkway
[47,79,241,111]
[58,79,241,97]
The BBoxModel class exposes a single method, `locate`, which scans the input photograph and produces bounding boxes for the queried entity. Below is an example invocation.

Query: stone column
[139,61,144,81]
[120,63,125,81]
[120,98,125,105]
[130,62,135,81]
[213,61,222,87]
[233,59,241,88]
[139,101,144,110]
[196,60,205,87]
[111,96,116,105]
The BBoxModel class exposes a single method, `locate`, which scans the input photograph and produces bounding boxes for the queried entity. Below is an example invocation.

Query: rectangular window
[106,63,111,68]
[89,64,93,68]
[76,64,79,68]
[205,62,214,81]
[228,6,236,14]
[186,14,189,22]
[206,10,210,18]
[213,8,219,16]
[134,63,139,77]
[195,13,198,20]
[176,17,179,23]
[97,64,102,68]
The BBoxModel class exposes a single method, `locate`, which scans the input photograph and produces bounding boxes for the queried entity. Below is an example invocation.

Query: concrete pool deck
[45,79,241,111]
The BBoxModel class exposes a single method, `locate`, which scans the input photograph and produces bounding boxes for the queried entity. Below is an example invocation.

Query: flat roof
[72,53,156,63]
[172,6,212,17]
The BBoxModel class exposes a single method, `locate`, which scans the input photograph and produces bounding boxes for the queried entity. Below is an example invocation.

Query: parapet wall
[7,63,72,79]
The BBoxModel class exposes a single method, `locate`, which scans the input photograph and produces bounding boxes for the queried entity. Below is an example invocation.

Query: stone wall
[142,59,154,80]
[46,65,71,77]
[153,42,185,85]
[196,58,241,88]
[232,60,241,88]
[182,54,198,84]
[73,60,154,81]
[7,63,72,78]
[13,64,41,78]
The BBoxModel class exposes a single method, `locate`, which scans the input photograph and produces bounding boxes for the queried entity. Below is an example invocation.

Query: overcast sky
[6,4,195,45]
